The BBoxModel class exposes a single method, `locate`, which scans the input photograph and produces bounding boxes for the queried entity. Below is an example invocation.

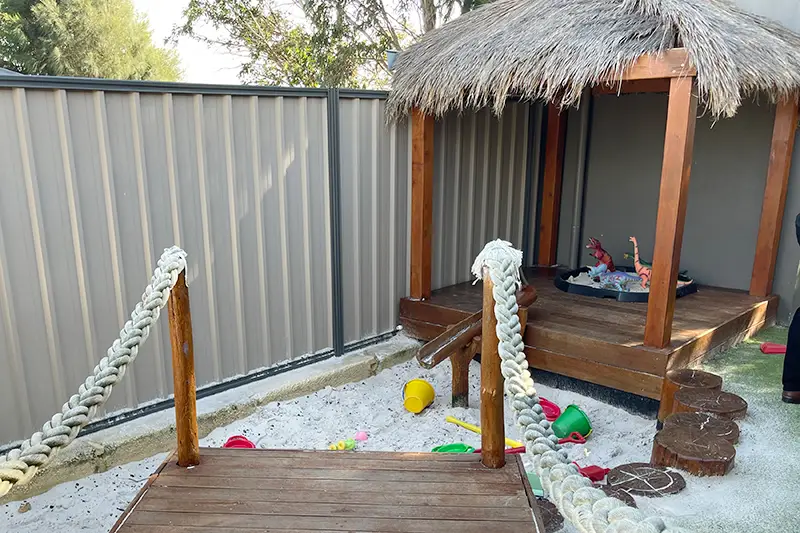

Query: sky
[132,0,243,84]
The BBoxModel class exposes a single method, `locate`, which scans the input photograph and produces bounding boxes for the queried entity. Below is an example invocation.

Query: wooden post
[644,77,698,348]
[169,271,200,467]
[481,268,505,469]
[451,337,479,408]
[538,104,568,266]
[410,108,434,300]
[750,95,800,297]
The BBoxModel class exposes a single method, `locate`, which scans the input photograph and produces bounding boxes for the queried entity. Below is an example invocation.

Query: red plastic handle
[558,431,586,444]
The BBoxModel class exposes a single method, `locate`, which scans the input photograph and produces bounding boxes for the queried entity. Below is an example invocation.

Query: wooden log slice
[663,412,740,444]
[607,462,686,496]
[536,497,564,533]
[595,484,637,507]
[657,369,723,424]
[651,426,736,476]
[673,388,748,420]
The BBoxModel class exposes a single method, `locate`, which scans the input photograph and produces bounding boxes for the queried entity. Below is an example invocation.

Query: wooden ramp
[111,448,545,533]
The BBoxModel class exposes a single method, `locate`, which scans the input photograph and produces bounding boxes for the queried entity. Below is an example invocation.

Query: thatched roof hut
[387,0,800,120]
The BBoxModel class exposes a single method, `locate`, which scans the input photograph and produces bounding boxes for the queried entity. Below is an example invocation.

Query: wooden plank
[644,76,698,348]
[159,464,521,484]
[593,79,671,95]
[172,453,520,474]
[141,486,530,508]
[525,326,667,376]
[136,499,536,522]
[110,452,175,533]
[615,48,695,81]
[399,317,446,341]
[514,455,546,533]
[152,475,526,496]
[750,94,800,297]
[124,512,539,533]
[199,447,486,461]
[538,104,567,265]
[168,271,200,467]
[400,297,474,325]
[481,269,505,469]
[410,108,434,300]
[525,347,663,398]
[665,296,777,371]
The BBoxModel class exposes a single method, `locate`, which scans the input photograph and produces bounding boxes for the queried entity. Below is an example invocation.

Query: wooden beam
[615,48,695,81]
[481,268,505,469]
[537,103,567,265]
[410,108,434,300]
[169,271,200,467]
[750,95,800,297]
[644,77,698,349]
[593,79,671,96]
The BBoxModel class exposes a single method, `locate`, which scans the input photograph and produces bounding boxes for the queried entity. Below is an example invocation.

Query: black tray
[554,266,697,303]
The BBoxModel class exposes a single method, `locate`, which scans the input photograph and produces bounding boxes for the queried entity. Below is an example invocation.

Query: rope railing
[472,240,690,533]
[0,247,187,499]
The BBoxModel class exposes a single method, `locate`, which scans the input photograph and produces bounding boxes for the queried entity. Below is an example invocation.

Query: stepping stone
[663,412,740,444]
[607,462,686,496]
[658,369,723,424]
[536,497,564,533]
[595,483,638,507]
[651,425,736,476]
[674,388,748,420]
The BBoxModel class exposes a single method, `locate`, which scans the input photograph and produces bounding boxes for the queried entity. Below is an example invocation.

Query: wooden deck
[111,448,545,533]
[400,267,777,399]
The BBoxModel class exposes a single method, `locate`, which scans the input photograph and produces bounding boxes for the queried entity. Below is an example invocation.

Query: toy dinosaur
[626,236,651,289]
[586,237,615,271]
[587,263,640,292]
[623,240,689,278]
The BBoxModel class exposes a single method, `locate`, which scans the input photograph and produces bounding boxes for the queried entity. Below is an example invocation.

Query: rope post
[169,270,200,467]
[481,267,505,469]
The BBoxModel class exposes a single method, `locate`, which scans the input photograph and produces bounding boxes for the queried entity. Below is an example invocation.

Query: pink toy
[761,342,786,354]
[223,435,255,449]
[354,431,368,442]
[539,397,562,422]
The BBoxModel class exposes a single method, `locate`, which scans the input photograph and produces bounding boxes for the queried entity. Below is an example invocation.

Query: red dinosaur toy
[586,237,615,272]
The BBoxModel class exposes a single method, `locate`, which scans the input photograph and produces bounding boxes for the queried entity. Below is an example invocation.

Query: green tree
[0,0,182,80]
[175,0,494,89]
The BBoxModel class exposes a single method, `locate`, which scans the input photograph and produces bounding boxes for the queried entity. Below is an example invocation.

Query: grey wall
[431,102,539,289]
[555,92,800,322]
[0,83,409,446]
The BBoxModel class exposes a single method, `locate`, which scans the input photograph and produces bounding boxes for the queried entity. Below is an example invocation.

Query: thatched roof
[387,0,800,120]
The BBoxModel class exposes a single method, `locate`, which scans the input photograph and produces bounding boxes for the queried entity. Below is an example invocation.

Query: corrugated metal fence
[0,78,410,446]
[0,76,540,447]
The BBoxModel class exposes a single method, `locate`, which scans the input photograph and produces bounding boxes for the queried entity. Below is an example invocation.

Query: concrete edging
[1,334,420,503]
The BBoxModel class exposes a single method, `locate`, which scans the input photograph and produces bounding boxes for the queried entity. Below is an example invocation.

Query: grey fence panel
[339,97,410,344]
[0,84,338,445]
[432,103,533,290]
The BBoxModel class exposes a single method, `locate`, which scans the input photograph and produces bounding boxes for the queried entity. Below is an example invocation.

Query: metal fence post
[327,88,345,356]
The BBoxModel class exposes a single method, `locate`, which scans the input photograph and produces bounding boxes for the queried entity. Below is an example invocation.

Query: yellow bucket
[403,379,435,413]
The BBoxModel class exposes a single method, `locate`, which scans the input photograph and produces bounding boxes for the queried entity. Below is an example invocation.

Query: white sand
[1,357,795,533]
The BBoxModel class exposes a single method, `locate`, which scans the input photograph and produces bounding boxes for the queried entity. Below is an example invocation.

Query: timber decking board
[112,449,544,533]
[399,267,776,398]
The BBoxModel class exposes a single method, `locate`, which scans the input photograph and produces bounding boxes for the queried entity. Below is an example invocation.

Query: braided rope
[472,240,690,533]
[0,246,187,498]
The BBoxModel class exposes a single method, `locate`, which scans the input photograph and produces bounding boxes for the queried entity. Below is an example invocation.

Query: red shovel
[761,342,786,354]
[573,463,610,482]
[558,431,586,444]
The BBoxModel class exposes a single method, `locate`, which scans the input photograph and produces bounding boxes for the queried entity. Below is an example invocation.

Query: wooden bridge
[110,271,545,533]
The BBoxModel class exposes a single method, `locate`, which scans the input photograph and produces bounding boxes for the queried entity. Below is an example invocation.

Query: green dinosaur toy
[623,237,688,278]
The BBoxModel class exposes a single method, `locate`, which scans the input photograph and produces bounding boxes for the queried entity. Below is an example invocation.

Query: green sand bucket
[432,443,475,453]
[551,405,592,439]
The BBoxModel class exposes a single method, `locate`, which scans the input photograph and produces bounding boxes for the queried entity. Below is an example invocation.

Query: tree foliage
[175,0,494,88]
[0,0,181,80]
